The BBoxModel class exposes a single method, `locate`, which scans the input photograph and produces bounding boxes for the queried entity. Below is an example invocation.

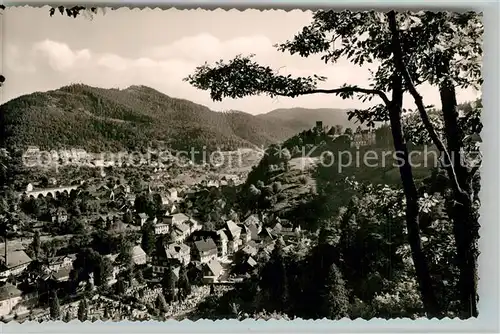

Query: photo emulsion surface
[0,7,483,322]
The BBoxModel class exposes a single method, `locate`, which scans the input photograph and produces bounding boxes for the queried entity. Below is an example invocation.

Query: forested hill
[0,84,355,153]
[258,107,360,130]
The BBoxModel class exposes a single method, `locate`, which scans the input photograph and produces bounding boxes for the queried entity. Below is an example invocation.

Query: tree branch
[387,11,466,196]
[185,55,390,106]
[271,86,391,106]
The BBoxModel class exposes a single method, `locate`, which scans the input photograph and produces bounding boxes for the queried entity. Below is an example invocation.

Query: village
[0,121,395,322]
[0,146,306,322]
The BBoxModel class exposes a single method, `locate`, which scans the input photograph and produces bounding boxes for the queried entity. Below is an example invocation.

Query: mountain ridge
[0,84,361,153]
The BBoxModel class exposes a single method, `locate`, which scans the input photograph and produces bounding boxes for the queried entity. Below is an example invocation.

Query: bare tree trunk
[440,82,479,318]
[387,73,441,317]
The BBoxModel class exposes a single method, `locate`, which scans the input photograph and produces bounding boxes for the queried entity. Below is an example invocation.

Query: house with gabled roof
[166,188,178,202]
[151,242,191,276]
[258,227,275,243]
[165,243,191,266]
[187,217,202,233]
[0,250,33,278]
[272,222,283,236]
[238,223,252,244]
[154,221,170,235]
[243,214,260,226]
[225,220,242,254]
[132,245,147,265]
[172,223,191,242]
[202,259,223,283]
[46,266,72,283]
[161,195,171,206]
[45,253,76,273]
[136,212,148,226]
[51,208,68,224]
[171,213,190,225]
[243,214,262,240]
[190,230,228,258]
[193,238,218,264]
[241,244,258,257]
[271,218,301,238]
[0,283,23,317]
[169,203,179,214]
[234,255,258,276]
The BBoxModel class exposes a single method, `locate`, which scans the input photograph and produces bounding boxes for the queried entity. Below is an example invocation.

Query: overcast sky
[2,7,481,115]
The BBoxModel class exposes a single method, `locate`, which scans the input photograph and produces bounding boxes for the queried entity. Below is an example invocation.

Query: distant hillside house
[0,250,33,278]
[151,182,166,192]
[206,180,219,188]
[25,146,40,155]
[241,243,258,257]
[0,283,23,317]
[272,219,301,238]
[220,174,239,186]
[314,120,324,133]
[121,184,131,194]
[52,210,68,224]
[23,146,41,166]
[161,195,170,206]
[216,230,229,258]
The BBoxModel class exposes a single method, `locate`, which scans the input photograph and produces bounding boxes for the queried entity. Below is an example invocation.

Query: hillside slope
[238,128,437,230]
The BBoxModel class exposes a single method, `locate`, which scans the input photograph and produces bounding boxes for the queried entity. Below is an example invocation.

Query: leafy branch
[184,54,390,105]
[49,6,101,18]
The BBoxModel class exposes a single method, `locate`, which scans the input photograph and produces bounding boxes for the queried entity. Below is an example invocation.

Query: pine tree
[115,276,127,295]
[49,290,61,320]
[77,298,89,322]
[156,293,169,313]
[64,311,71,322]
[32,230,41,260]
[103,305,110,319]
[162,266,177,303]
[141,222,156,257]
[319,263,349,320]
[177,265,191,300]
[266,240,288,312]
